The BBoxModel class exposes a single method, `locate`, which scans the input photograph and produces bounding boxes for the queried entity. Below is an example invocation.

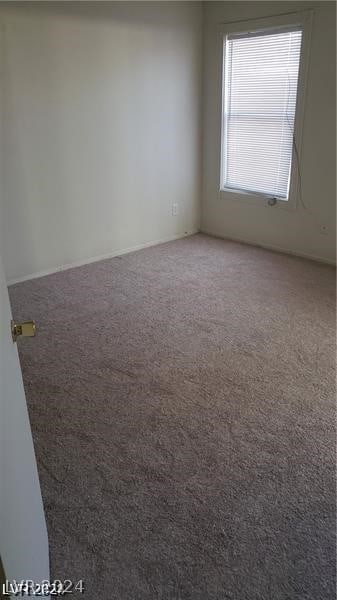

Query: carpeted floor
[9,233,336,600]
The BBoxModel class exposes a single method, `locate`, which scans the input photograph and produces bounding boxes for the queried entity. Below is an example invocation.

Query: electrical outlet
[172,202,179,216]
[320,225,328,235]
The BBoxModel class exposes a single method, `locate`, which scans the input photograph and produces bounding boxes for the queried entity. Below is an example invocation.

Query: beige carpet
[9,233,336,600]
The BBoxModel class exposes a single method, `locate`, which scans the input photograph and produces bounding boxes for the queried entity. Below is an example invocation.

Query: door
[0,255,50,588]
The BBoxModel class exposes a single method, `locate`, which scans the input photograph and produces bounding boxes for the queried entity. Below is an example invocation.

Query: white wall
[0,2,202,282]
[201,1,336,263]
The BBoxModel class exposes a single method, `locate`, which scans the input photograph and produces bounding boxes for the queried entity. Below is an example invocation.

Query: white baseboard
[7,229,199,286]
[200,229,336,266]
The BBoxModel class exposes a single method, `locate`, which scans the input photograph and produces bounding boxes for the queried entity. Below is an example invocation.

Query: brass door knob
[11,320,36,342]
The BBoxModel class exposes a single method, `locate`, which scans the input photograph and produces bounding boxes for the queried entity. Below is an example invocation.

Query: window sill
[218,187,297,211]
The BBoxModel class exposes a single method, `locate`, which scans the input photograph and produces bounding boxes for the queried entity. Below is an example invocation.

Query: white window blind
[221,27,303,200]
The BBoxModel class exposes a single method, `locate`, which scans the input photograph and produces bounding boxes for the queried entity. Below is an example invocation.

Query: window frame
[218,11,313,211]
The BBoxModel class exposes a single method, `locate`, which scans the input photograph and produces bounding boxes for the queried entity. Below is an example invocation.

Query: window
[221,25,303,201]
